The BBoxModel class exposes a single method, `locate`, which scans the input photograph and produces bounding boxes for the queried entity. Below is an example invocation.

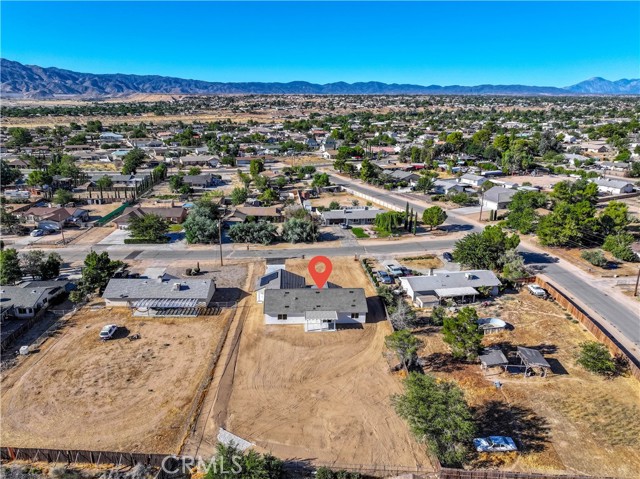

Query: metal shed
[516,346,551,377]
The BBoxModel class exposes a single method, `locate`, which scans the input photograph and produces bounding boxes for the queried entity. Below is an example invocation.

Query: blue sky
[1,1,638,86]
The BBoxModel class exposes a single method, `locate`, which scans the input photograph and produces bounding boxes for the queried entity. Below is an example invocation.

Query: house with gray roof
[590,178,634,195]
[103,278,216,315]
[481,186,518,211]
[263,288,368,332]
[399,270,501,306]
[319,207,383,226]
[0,282,68,320]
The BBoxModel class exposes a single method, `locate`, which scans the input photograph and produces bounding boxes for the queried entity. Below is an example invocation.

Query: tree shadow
[473,400,551,459]
[441,223,474,233]
[418,352,466,373]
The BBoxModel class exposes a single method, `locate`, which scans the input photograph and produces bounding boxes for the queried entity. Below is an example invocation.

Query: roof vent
[465,273,473,280]
[172,283,181,291]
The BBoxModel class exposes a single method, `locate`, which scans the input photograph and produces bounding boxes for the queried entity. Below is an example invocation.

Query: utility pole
[218,219,224,267]
[634,267,640,297]
[478,190,484,221]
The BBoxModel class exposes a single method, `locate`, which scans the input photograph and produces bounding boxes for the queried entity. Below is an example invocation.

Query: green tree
[453,226,520,270]
[121,148,146,174]
[231,187,249,205]
[577,341,616,376]
[311,173,330,188]
[169,174,186,193]
[501,249,529,280]
[8,127,32,149]
[599,201,630,236]
[415,172,436,195]
[442,306,483,361]
[602,233,638,262]
[422,206,447,231]
[537,201,601,247]
[328,201,340,210]
[21,250,46,279]
[40,252,62,280]
[96,175,113,189]
[1,208,21,234]
[228,221,277,245]
[0,160,22,186]
[187,166,202,176]
[0,248,22,285]
[204,442,283,479]
[359,158,378,182]
[392,373,475,467]
[281,218,318,243]
[27,170,53,188]
[250,158,265,176]
[259,188,279,206]
[53,189,74,205]
[430,305,448,326]
[128,214,169,242]
[551,179,598,204]
[505,191,547,234]
[374,211,404,234]
[183,199,221,244]
[385,329,423,371]
[77,251,125,296]
[581,250,608,268]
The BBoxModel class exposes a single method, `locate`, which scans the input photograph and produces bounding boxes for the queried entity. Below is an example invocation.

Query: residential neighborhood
[1,2,639,479]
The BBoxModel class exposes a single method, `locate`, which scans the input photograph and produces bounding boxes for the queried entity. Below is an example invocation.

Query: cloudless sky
[1,1,639,86]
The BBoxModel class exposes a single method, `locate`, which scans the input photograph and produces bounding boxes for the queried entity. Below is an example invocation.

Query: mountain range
[1,59,638,98]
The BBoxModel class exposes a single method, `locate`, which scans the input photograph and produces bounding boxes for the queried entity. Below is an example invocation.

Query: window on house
[277,314,288,320]
[351,313,359,319]
[18,308,26,314]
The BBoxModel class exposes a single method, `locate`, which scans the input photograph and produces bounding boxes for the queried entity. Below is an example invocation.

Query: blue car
[377,271,394,284]
[474,436,518,452]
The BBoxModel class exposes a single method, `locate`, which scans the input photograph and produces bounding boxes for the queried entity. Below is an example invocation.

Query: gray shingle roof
[103,278,214,301]
[400,270,501,293]
[255,269,306,291]
[0,285,61,310]
[263,288,367,315]
[483,186,518,203]
[517,346,551,368]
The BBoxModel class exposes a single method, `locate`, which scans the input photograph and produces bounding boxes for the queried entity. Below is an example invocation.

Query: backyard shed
[479,349,509,371]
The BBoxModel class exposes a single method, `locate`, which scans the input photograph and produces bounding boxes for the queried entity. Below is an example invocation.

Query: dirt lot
[310,192,386,210]
[0,307,232,453]
[416,291,640,477]
[221,257,434,469]
[397,255,444,272]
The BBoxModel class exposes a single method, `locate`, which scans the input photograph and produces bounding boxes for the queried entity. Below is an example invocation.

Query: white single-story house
[433,179,467,195]
[319,207,383,226]
[481,186,518,211]
[103,278,216,315]
[460,174,487,187]
[254,269,306,303]
[0,282,69,320]
[263,288,368,332]
[399,270,501,306]
[590,178,634,195]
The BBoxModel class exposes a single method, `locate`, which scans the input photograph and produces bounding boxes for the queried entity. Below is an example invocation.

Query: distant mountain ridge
[1,59,638,98]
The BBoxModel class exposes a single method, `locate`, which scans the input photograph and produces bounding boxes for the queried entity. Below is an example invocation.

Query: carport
[517,346,551,378]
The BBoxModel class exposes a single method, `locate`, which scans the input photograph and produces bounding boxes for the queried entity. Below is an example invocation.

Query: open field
[220,257,434,469]
[0,307,232,453]
[415,290,640,477]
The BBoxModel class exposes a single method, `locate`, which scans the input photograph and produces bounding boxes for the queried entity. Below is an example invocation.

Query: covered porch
[434,286,480,304]
[305,310,338,332]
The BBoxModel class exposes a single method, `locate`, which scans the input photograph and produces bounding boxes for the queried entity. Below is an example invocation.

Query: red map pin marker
[308,256,333,289]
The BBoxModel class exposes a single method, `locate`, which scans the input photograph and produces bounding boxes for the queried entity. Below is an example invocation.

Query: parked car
[339,223,350,229]
[443,252,453,262]
[377,271,394,284]
[99,324,118,341]
[30,229,44,237]
[473,436,518,453]
[386,264,405,277]
[527,284,548,298]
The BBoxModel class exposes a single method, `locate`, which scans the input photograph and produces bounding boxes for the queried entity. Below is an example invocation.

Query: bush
[577,341,616,376]
[580,250,608,268]
[602,233,638,262]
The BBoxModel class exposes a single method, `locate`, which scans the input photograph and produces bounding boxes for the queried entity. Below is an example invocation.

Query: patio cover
[305,310,338,322]
[132,298,199,308]
[517,346,551,368]
[434,286,479,298]
[479,350,509,368]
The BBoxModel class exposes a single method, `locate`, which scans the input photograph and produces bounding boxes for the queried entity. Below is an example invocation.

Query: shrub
[580,250,608,268]
[124,237,170,244]
[576,341,616,376]
[602,233,638,262]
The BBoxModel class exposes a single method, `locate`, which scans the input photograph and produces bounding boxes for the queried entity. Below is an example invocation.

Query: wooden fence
[439,467,619,479]
[535,277,640,381]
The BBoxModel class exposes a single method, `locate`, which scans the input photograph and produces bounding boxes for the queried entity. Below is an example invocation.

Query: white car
[527,284,548,298]
[386,264,405,277]
[99,324,118,341]
[30,229,44,237]
[474,436,518,452]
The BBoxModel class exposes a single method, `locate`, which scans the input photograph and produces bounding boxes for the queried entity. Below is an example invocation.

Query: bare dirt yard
[416,291,640,477]
[0,307,232,453]
[220,257,434,469]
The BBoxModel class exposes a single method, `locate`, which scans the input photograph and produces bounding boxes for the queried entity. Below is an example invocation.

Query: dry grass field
[416,291,640,477]
[221,257,435,469]
[0,307,232,453]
